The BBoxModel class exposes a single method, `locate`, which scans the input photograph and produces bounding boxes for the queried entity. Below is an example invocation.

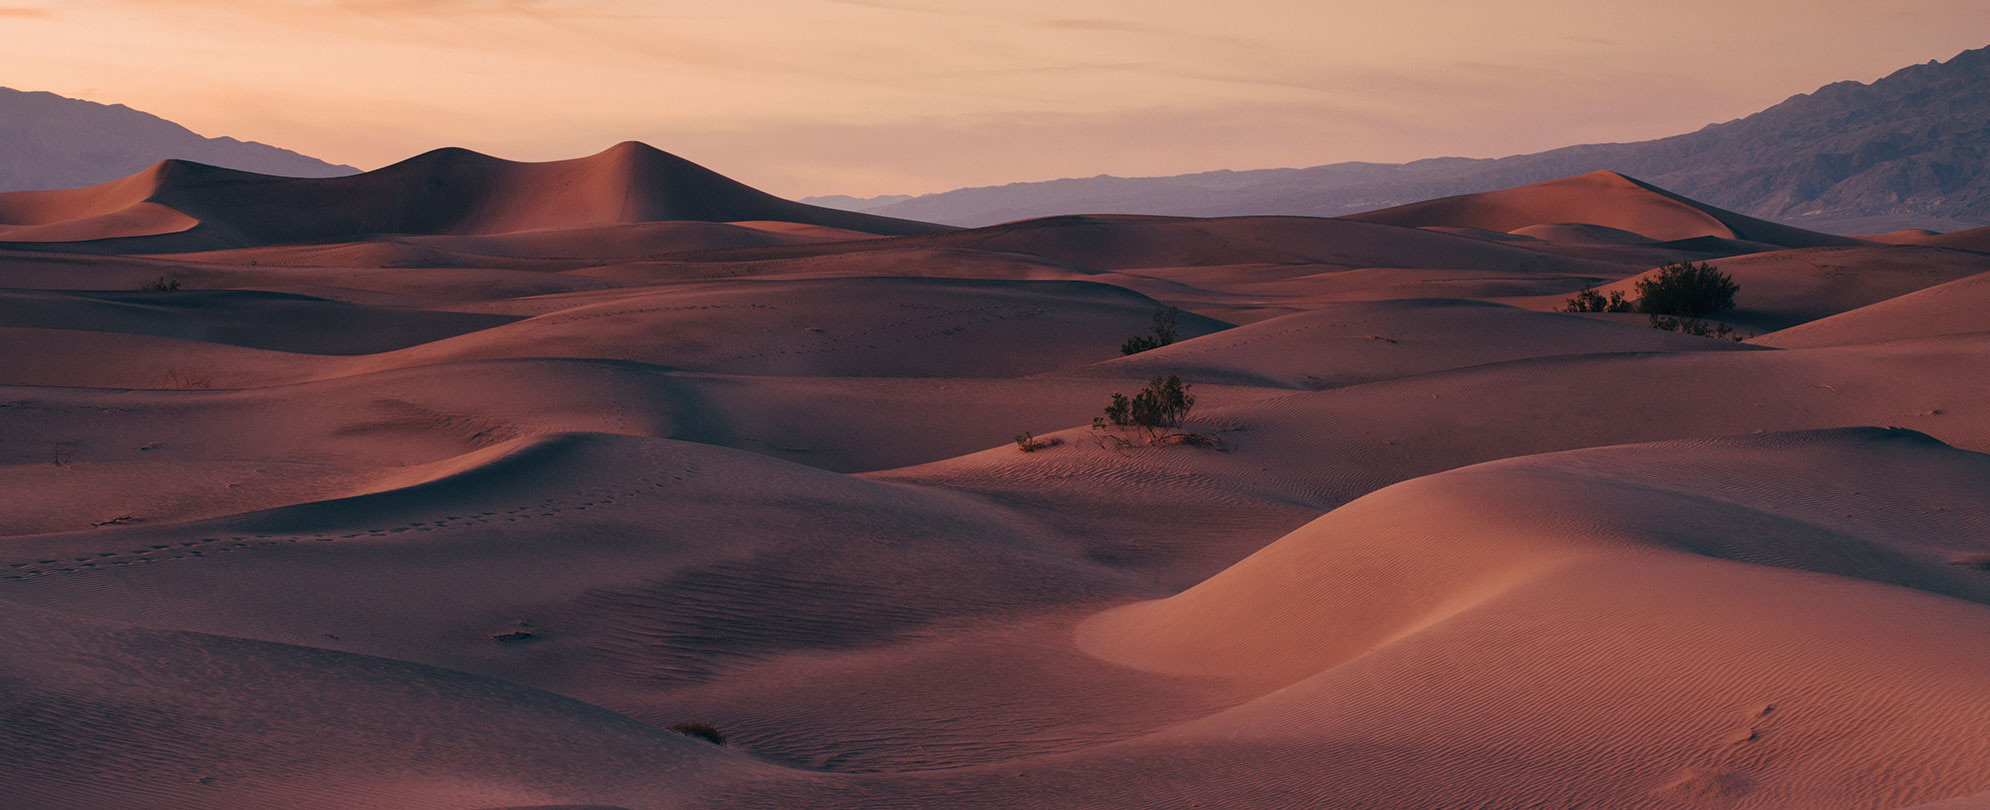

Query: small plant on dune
[668,721,727,746]
[1635,261,1737,317]
[140,276,182,291]
[1095,375,1193,430]
[1561,285,1632,313]
[1092,375,1216,448]
[1013,431,1060,453]
[162,368,213,389]
[1119,306,1181,355]
[1647,315,1750,342]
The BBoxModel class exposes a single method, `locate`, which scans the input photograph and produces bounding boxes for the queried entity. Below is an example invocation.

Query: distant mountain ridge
[814,45,1990,233]
[0,87,357,192]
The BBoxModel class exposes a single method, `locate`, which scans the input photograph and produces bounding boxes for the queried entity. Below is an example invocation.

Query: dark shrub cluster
[1120,307,1181,355]
[1095,375,1195,430]
[1013,431,1059,452]
[1562,285,1632,313]
[1635,262,1737,317]
[1648,315,1750,342]
[668,721,727,745]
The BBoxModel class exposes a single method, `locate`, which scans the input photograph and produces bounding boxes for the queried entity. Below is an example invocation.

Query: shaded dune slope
[1929,224,1990,252]
[0,601,767,810]
[1759,270,1990,348]
[369,276,1230,378]
[709,429,1990,808]
[1044,297,1756,389]
[679,212,1611,275]
[1517,243,1990,332]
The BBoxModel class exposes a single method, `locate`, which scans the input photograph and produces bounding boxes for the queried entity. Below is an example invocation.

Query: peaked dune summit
[1344,170,1858,248]
[0,142,946,251]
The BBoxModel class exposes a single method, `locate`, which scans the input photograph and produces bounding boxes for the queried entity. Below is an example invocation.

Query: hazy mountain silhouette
[815,45,1990,234]
[0,87,357,192]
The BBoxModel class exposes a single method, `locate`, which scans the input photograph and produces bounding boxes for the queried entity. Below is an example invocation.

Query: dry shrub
[668,721,727,745]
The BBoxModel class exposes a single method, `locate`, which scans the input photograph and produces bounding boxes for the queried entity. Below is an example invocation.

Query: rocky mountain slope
[819,45,1990,234]
[0,87,356,192]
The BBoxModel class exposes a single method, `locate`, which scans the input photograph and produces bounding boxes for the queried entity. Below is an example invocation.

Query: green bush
[140,276,181,291]
[1635,262,1737,317]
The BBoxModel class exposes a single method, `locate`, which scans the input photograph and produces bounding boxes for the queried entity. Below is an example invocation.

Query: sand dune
[0,142,945,253]
[1758,270,1990,347]
[1082,428,1990,684]
[367,277,1228,377]
[1054,430,1990,808]
[1862,227,1947,245]
[662,212,1605,276]
[1506,221,1658,244]
[1512,243,1990,332]
[0,288,516,353]
[166,221,876,268]
[1347,170,1858,248]
[0,601,766,810]
[1929,224,1990,252]
[0,159,214,235]
[4,158,1987,809]
[701,430,1990,808]
[1045,297,1754,389]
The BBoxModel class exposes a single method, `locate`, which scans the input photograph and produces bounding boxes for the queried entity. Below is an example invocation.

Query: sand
[1346,170,1862,248]
[2,150,1987,809]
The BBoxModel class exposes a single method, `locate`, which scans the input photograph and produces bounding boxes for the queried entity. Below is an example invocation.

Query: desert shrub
[1095,375,1195,430]
[1120,307,1181,355]
[140,276,182,291]
[1013,431,1060,453]
[163,368,213,389]
[668,721,727,745]
[1648,314,1749,342]
[1635,262,1737,317]
[1092,376,1220,449]
[1562,285,1632,313]
[1149,307,1179,344]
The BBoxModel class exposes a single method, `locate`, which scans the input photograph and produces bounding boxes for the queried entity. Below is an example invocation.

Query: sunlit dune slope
[1347,170,1858,248]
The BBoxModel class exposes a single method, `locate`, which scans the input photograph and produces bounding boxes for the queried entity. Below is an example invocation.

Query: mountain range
[810,45,1990,234]
[0,87,356,192]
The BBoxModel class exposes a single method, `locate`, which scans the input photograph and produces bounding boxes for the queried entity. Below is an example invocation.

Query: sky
[3,0,1988,198]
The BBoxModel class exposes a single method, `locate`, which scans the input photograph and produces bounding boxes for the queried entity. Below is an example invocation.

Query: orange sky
[4,1,1987,197]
